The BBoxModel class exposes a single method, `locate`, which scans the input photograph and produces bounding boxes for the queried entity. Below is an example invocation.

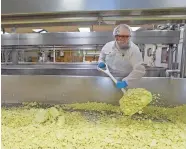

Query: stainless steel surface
[168,46,173,69]
[175,46,178,63]
[1,64,104,76]
[1,64,166,77]
[2,0,186,15]
[2,15,186,27]
[180,25,186,78]
[11,49,19,64]
[1,45,103,51]
[1,76,186,106]
[145,67,166,77]
[1,64,98,69]
[2,20,185,28]
[167,44,181,77]
[1,31,180,46]
[166,69,180,77]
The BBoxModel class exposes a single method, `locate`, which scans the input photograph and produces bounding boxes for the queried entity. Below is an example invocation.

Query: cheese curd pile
[119,88,152,116]
[2,102,186,149]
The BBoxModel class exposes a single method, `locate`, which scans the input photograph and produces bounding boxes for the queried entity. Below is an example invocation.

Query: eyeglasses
[115,35,131,42]
[115,35,131,39]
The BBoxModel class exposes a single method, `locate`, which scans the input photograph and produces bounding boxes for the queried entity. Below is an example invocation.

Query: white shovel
[98,63,153,116]
[97,63,126,94]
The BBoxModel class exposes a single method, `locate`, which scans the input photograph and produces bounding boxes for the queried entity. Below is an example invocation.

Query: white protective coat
[98,41,146,86]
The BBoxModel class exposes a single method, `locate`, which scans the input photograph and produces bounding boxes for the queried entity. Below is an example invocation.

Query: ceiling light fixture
[78,27,90,32]
[32,29,43,32]
[40,30,47,33]
[1,31,9,34]
[131,27,141,31]
[32,29,48,33]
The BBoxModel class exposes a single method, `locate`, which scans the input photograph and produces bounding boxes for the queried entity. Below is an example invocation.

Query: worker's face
[115,29,131,49]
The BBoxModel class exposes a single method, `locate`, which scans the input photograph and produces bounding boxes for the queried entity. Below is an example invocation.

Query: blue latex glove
[116,81,128,89]
[98,62,106,68]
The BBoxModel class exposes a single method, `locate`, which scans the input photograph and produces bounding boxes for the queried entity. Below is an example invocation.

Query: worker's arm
[98,44,107,68]
[123,46,146,86]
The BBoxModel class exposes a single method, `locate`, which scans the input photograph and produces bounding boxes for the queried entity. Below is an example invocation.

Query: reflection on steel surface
[1,76,186,106]
[1,64,166,77]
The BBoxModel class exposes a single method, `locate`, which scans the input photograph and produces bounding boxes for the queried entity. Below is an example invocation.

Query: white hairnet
[113,24,132,36]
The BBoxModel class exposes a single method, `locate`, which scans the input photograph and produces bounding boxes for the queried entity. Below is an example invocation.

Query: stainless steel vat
[2,64,167,77]
[1,76,186,106]
[145,66,166,77]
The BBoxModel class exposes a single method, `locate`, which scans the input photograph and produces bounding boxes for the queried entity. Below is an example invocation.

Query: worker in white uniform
[98,24,146,89]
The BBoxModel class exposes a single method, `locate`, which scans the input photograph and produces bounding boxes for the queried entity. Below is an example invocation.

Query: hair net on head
[113,24,132,36]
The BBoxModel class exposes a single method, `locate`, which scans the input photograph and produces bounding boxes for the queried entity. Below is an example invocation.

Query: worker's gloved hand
[116,81,128,89]
[98,62,106,68]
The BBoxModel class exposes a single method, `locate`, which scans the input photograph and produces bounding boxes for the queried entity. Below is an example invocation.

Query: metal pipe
[11,49,19,64]
[4,50,9,63]
[174,46,178,63]
[2,15,186,26]
[167,45,174,70]
[180,25,186,78]
[53,46,56,63]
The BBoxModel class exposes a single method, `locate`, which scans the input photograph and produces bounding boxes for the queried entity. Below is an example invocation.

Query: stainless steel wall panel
[1,34,19,45]
[1,31,180,46]
[132,30,180,44]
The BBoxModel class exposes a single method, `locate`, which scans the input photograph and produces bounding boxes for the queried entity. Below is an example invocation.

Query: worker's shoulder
[129,42,140,53]
[101,41,115,51]
[104,41,115,47]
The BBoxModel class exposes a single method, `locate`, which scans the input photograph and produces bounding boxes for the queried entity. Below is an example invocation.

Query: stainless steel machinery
[1,0,186,107]
[1,2,186,149]
[1,29,186,106]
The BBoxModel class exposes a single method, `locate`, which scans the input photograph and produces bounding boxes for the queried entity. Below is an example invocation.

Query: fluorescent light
[40,30,47,33]
[32,29,48,33]
[78,27,90,32]
[1,31,9,34]
[131,27,141,31]
[32,29,43,32]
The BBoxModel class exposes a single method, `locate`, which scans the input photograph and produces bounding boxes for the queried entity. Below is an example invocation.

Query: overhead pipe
[2,15,186,27]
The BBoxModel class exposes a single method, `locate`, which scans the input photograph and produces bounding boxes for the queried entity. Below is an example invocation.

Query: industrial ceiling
[1,0,186,33]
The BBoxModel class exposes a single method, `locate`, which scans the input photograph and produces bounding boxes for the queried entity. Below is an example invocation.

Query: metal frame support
[53,46,56,63]
[167,45,174,70]
[11,27,19,64]
[180,25,186,78]
[11,47,19,64]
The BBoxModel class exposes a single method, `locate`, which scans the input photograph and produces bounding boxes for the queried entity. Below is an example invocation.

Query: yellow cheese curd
[119,88,152,116]
[2,102,186,149]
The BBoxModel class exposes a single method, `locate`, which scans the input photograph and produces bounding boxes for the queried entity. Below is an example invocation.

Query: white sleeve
[98,44,107,63]
[123,46,146,86]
